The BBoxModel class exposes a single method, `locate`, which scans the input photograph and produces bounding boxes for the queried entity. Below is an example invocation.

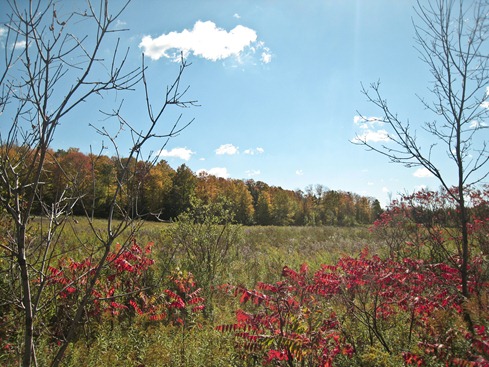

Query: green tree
[254,190,272,225]
[223,179,255,225]
[167,164,197,219]
[354,195,372,225]
[321,190,341,225]
[144,160,175,218]
[270,189,295,226]
[89,154,117,217]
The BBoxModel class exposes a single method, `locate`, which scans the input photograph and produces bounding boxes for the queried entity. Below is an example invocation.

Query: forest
[34,147,383,226]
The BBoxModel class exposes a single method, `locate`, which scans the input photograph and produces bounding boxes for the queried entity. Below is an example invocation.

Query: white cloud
[413,167,434,178]
[244,147,264,155]
[296,169,304,176]
[13,40,26,49]
[353,115,363,125]
[197,167,230,178]
[0,27,26,51]
[216,143,239,155]
[382,187,390,193]
[260,44,272,63]
[353,115,384,129]
[352,116,388,143]
[139,20,271,64]
[245,169,260,177]
[352,129,390,143]
[233,13,241,19]
[261,51,272,64]
[470,120,488,129]
[157,147,194,161]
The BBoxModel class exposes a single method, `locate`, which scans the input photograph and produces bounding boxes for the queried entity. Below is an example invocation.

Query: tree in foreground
[0,1,196,366]
[354,0,489,304]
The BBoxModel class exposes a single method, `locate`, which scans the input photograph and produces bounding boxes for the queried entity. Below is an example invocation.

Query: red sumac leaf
[240,290,250,304]
[236,309,250,323]
[164,289,180,301]
[129,300,143,315]
[216,324,240,333]
[188,296,205,305]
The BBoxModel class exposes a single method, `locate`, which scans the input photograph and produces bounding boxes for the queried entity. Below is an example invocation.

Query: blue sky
[2,0,462,207]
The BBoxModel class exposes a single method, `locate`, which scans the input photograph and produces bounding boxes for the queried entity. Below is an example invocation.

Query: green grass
[27,215,377,297]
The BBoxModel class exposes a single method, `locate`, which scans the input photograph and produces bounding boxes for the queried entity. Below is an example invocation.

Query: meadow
[36,220,379,367]
[2,198,487,367]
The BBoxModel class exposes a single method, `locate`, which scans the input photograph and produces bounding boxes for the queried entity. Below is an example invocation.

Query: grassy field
[51,219,380,367]
[54,216,378,285]
[7,215,481,367]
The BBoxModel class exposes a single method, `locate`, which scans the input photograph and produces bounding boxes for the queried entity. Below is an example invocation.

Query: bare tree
[354,0,489,303]
[0,1,196,366]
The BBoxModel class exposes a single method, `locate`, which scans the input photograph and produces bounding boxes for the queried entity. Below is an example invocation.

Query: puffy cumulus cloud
[413,167,434,178]
[139,20,271,64]
[351,129,390,143]
[0,27,7,38]
[216,143,239,155]
[157,147,194,161]
[296,169,304,176]
[243,147,264,155]
[245,169,260,177]
[197,167,230,178]
[233,13,241,19]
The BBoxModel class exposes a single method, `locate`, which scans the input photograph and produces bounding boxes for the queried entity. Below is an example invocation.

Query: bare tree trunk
[459,196,474,330]
[18,224,34,367]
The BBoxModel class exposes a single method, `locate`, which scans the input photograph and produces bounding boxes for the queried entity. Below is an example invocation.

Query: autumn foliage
[217,250,487,366]
[7,145,382,226]
[0,239,205,360]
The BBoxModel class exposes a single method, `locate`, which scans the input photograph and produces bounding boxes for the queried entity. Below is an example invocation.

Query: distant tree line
[14,146,382,225]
